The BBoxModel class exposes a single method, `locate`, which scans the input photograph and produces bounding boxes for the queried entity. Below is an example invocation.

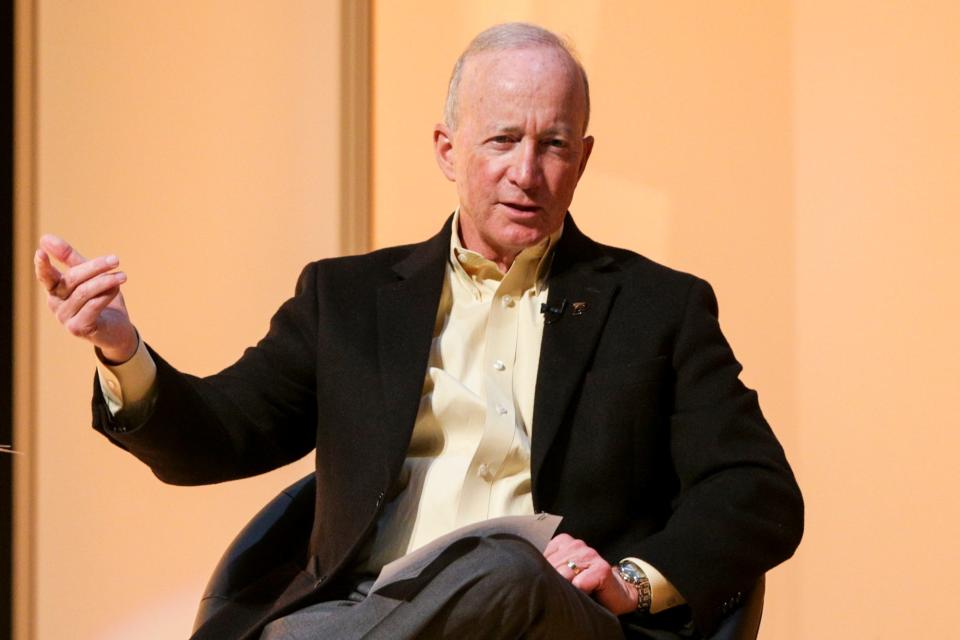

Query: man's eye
[545,139,567,148]
[491,136,513,144]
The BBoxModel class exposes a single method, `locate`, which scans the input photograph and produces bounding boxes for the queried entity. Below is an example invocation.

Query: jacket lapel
[375,219,451,469]
[531,218,619,496]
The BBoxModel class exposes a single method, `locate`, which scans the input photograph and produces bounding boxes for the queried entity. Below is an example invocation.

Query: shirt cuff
[624,556,686,614]
[96,335,158,417]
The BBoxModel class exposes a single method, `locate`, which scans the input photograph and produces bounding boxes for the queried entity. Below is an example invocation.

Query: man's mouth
[500,202,541,213]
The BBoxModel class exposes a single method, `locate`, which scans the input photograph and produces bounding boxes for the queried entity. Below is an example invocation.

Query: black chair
[194,474,316,632]
[195,474,764,640]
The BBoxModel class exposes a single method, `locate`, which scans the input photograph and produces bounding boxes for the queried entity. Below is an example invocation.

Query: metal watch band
[617,559,653,614]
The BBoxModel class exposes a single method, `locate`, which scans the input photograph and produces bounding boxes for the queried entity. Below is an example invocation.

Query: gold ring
[566,560,581,575]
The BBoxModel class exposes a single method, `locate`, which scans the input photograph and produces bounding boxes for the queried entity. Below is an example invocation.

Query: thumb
[39,234,88,267]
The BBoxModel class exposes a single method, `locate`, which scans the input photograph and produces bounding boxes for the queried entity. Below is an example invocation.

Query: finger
[544,538,587,570]
[570,560,609,594]
[55,271,127,326]
[563,558,594,582]
[39,234,88,268]
[544,545,571,572]
[544,538,601,584]
[551,561,575,582]
[34,249,63,292]
[63,287,121,339]
[59,254,120,297]
[543,533,576,559]
[547,551,593,583]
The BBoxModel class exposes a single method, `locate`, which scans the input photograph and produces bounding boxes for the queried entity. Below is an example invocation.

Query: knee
[470,535,555,596]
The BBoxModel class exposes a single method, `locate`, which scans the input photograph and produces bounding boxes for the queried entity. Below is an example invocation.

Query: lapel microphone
[540,298,567,324]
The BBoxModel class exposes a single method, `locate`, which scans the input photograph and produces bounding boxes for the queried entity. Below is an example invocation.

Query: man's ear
[433,123,457,182]
[577,135,595,179]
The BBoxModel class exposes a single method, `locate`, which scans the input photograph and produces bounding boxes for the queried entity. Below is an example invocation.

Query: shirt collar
[449,209,563,295]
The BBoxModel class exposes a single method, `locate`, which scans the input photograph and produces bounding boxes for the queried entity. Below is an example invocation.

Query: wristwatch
[617,559,653,614]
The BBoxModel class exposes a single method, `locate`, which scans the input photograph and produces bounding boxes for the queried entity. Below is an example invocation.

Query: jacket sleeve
[91,263,320,485]
[632,277,804,634]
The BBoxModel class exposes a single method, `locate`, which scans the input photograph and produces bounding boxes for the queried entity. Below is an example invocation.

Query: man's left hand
[544,533,638,616]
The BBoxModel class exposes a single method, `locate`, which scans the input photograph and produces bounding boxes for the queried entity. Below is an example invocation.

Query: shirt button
[478,463,494,480]
[501,295,514,308]
[493,360,505,371]
[495,404,508,416]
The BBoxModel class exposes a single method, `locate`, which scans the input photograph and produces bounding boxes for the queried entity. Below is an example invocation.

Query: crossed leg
[260,535,623,640]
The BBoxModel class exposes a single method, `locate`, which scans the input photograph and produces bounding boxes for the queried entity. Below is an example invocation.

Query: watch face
[618,560,644,584]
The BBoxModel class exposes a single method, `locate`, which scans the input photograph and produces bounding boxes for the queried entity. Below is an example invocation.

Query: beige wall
[793,2,960,637]
[17,1,347,638]
[372,1,960,637]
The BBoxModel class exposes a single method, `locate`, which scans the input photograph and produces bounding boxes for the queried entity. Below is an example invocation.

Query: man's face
[435,47,594,265]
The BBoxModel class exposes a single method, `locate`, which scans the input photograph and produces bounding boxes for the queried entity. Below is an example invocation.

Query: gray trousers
[260,535,624,640]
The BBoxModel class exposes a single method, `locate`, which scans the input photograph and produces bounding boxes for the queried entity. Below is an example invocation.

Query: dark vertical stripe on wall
[0,0,14,637]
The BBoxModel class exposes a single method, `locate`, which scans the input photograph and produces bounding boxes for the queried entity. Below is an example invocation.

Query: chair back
[193,474,316,631]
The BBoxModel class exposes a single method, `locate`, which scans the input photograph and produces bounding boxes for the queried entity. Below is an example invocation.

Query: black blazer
[92,215,803,639]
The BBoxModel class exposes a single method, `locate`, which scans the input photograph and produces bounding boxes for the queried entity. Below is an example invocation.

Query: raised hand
[544,533,639,616]
[34,234,139,363]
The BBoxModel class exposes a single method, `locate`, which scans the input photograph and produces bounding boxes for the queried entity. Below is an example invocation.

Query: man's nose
[507,140,542,190]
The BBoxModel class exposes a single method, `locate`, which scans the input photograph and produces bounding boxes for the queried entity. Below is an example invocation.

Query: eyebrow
[490,124,576,137]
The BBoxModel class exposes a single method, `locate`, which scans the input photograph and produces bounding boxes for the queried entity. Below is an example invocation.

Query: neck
[456,220,518,273]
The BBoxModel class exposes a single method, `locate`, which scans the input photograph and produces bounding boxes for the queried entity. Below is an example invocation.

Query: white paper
[371,513,562,593]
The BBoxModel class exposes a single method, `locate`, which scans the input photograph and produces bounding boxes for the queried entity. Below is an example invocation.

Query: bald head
[443,22,591,135]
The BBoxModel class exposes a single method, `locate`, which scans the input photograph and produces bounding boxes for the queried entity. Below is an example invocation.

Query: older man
[36,23,802,640]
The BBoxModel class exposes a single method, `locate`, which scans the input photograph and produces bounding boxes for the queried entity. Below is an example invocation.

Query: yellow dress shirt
[357,211,558,571]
